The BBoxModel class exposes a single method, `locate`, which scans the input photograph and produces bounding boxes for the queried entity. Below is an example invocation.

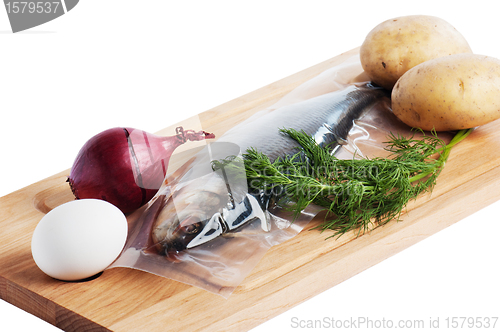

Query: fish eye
[183,222,202,234]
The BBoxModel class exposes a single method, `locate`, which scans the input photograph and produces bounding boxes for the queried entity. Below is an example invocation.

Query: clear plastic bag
[109,52,410,298]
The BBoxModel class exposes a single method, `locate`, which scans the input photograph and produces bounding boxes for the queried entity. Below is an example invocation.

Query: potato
[391,53,500,131]
[360,15,472,90]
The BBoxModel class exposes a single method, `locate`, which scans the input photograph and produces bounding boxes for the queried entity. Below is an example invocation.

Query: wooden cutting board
[2,48,500,332]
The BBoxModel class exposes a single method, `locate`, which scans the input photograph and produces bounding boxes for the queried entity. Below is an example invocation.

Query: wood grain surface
[1,48,500,332]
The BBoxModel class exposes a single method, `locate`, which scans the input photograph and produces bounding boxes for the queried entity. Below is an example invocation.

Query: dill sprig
[243,128,472,239]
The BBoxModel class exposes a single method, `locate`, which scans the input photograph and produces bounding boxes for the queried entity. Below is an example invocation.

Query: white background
[1,1,499,331]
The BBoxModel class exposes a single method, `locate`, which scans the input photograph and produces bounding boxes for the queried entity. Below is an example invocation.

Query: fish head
[150,141,248,255]
[151,184,226,254]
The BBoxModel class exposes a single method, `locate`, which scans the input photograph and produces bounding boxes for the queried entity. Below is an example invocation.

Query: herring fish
[150,83,389,254]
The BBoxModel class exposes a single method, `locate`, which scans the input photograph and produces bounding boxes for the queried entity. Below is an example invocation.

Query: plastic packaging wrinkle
[108,52,409,298]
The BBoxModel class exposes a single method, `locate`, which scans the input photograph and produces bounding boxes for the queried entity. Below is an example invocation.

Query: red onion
[67,127,215,214]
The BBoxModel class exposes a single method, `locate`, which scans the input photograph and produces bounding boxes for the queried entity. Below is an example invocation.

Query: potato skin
[360,15,472,90]
[391,54,500,131]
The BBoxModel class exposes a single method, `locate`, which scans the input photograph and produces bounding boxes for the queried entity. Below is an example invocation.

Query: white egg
[31,199,128,281]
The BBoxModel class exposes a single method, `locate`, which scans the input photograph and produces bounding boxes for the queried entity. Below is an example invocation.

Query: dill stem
[409,128,473,183]
[436,128,473,154]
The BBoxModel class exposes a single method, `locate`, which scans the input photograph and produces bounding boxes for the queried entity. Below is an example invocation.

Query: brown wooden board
[2,48,500,331]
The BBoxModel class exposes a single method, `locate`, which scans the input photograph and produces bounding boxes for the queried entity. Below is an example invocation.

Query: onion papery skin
[67,127,214,214]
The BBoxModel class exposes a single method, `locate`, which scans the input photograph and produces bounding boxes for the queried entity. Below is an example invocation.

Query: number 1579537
[445,317,498,329]
[5,2,61,14]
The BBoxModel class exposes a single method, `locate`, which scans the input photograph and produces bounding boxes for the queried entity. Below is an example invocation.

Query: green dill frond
[243,127,473,239]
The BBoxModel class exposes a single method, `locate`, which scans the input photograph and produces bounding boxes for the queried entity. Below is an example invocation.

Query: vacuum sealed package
[109,52,416,297]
